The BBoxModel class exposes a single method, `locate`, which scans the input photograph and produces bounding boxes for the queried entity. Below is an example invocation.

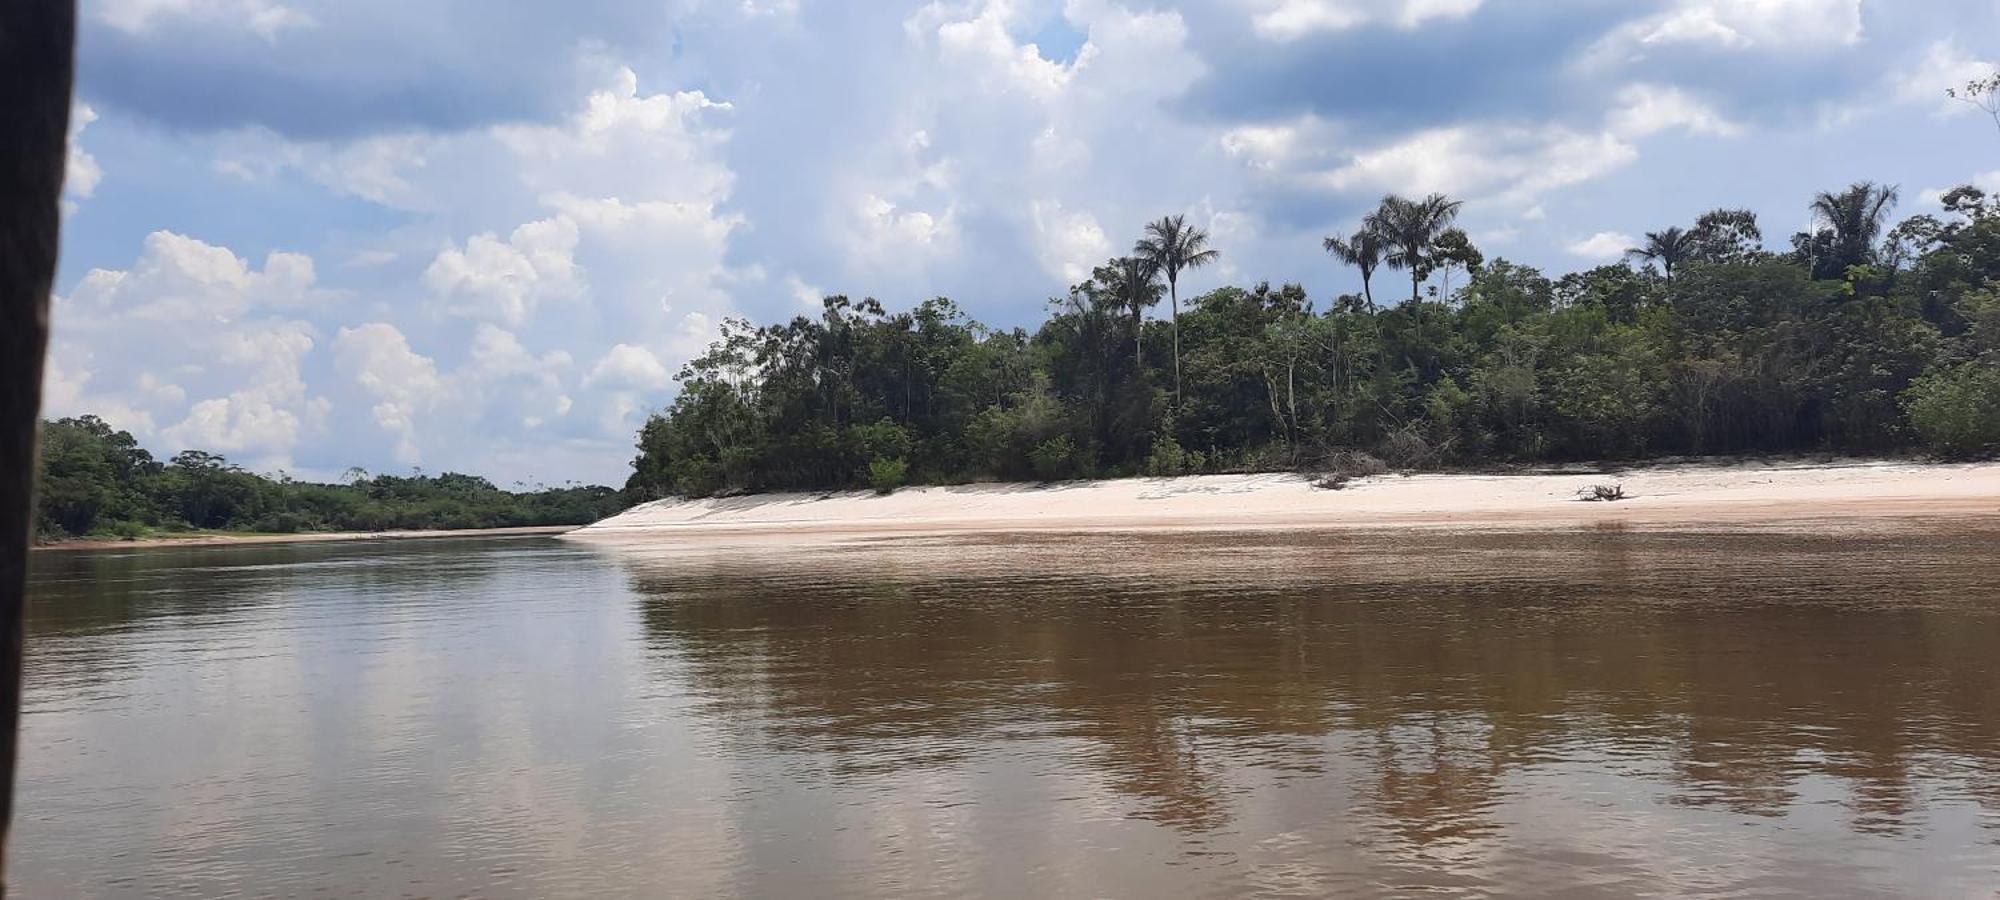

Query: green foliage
[32,416,626,541]
[1029,436,1081,482]
[867,457,909,494]
[1902,364,2000,457]
[1144,435,1191,476]
[619,184,2000,496]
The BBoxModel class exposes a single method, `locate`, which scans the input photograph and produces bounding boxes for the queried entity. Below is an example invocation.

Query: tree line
[34,416,625,541]
[627,181,2000,500]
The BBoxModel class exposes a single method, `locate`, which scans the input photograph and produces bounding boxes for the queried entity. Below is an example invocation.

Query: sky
[47,0,2000,486]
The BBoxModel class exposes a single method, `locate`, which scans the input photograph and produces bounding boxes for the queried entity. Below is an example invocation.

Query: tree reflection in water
[613,525,2000,876]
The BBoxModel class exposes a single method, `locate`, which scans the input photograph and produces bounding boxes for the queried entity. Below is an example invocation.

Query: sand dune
[564,460,2000,544]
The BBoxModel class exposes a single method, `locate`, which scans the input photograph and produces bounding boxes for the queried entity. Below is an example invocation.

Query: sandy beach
[564,460,2000,544]
[36,524,576,552]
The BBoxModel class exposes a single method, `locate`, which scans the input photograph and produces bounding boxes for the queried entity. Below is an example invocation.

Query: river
[14,523,2000,896]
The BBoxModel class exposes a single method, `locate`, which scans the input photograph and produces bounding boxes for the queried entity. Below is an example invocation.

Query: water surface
[15,524,2000,896]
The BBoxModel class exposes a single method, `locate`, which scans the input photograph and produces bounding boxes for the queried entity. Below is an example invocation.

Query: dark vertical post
[0,0,77,876]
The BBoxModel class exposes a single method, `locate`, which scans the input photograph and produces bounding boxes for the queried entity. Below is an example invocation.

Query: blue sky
[48,0,2000,485]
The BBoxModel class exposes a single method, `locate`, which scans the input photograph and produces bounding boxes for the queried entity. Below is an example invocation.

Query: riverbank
[566,459,2000,543]
[35,524,576,552]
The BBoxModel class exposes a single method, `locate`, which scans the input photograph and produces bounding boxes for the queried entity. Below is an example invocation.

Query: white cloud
[1220,116,1332,171]
[468,324,572,381]
[921,0,1075,100]
[333,324,446,464]
[1590,0,1861,61]
[1267,81,1736,209]
[64,104,102,216]
[49,232,331,468]
[1893,40,2000,115]
[842,193,960,272]
[1317,125,1637,207]
[1031,200,1112,284]
[1919,171,2000,207]
[68,230,327,320]
[199,66,748,471]
[1243,0,1482,41]
[585,343,674,392]
[785,275,826,310]
[1567,231,1637,261]
[96,0,314,39]
[1608,84,1742,138]
[424,217,583,326]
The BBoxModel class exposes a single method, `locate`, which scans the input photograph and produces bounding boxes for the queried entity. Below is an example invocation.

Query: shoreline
[566,459,2000,544]
[35,524,576,552]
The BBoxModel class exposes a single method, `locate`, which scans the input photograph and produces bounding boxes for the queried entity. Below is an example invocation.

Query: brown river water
[14,522,2000,896]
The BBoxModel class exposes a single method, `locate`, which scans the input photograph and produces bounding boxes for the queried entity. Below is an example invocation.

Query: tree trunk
[1170,279,1182,406]
[1286,354,1298,446]
[1133,307,1143,371]
[1,0,76,876]
[1361,272,1374,311]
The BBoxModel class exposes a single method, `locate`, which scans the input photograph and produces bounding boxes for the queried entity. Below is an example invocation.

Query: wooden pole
[0,0,77,877]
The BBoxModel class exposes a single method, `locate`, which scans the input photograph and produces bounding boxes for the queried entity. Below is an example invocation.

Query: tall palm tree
[1107,256,1161,369]
[1810,181,1899,273]
[1134,215,1220,405]
[1625,227,1697,279]
[1365,193,1463,305]
[1322,228,1384,310]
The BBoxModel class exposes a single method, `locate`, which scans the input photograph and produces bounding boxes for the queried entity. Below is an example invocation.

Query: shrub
[252,511,309,533]
[867,457,908,494]
[1029,435,1079,482]
[1903,363,2000,457]
[1144,435,1189,476]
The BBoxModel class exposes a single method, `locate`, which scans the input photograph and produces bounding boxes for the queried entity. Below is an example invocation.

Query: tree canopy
[33,416,624,541]
[626,185,2000,500]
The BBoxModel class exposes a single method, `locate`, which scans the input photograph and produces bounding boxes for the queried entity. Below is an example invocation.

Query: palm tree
[1625,227,1697,279]
[1109,256,1162,369]
[1322,228,1384,310]
[1810,181,1900,274]
[1365,193,1463,305]
[1134,215,1220,405]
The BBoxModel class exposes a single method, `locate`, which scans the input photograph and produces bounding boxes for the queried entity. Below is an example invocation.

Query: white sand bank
[564,460,2000,543]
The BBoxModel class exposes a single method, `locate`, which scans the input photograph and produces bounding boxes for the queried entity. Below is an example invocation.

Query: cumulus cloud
[424,217,583,326]
[64,104,103,215]
[332,324,445,463]
[1031,200,1113,283]
[47,231,332,469]
[585,344,674,392]
[1567,231,1637,261]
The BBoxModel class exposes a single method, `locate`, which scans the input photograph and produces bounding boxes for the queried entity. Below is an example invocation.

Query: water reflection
[11,524,2000,896]
[610,526,2000,894]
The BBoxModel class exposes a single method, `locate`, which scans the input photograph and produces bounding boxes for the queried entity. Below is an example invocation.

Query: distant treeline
[627,183,2000,499]
[34,416,625,541]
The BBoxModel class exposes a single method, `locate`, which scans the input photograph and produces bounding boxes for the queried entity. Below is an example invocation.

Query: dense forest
[33,416,625,541]
[626,182,2000,500]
